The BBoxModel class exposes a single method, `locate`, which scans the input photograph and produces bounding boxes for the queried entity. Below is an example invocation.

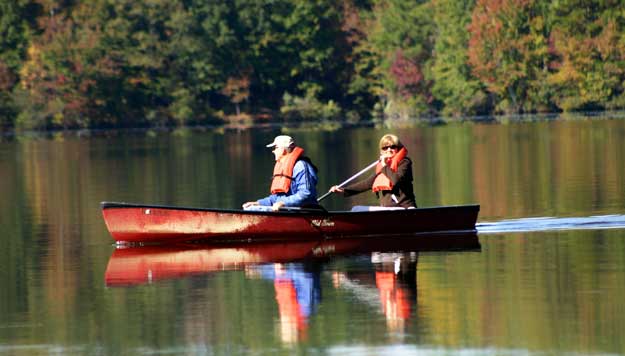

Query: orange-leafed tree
[18,2,119,129]
[222,75,251,117]
[467,0,553,113]
[546,1,625,111]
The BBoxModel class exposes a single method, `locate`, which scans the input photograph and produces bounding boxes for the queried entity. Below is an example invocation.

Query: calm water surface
[1,118,625,355]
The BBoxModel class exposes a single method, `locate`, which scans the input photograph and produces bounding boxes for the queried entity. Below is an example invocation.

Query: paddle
[317,160,379,202]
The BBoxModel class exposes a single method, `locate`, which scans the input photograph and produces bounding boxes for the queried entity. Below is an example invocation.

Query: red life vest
[372,147,407,192]
[270,146,304,194]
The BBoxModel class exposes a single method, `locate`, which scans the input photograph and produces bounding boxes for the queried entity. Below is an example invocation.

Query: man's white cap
[266,135,295,149]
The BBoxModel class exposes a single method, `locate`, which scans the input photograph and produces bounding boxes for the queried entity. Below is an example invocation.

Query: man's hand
[271,201,285,211]
[242,201,259,209]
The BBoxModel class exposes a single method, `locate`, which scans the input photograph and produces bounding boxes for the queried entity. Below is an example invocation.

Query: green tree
[98,0,194,126]
[165,0,240,123]
[0,61,17,129]
[430,0,488,117]
[99,0,353,124]
[0,0,38,71]
[365,0,435,119]
[234,0,351,110]
[0,0,40,129]
[341,0,381,119]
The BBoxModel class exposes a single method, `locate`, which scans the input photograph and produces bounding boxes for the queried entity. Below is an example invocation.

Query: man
[243,135,318,211]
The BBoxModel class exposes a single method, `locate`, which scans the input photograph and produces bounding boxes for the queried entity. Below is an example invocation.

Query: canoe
[101,201,480,244]
[105,232,480,286]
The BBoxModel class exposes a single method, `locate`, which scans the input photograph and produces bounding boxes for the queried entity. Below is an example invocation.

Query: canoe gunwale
[100,201,480,216]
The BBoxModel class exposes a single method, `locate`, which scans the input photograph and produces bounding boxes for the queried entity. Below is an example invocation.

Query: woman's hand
[379,154,392,167]
[329,185,344,194]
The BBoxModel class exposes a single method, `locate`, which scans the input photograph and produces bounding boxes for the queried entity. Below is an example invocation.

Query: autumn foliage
[1,0,625,130]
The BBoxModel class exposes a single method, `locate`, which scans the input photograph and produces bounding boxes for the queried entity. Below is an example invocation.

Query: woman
[330,134,416,208]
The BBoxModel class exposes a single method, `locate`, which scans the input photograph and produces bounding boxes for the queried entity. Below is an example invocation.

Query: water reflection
[246,263,321,344]
[105,233,479,286]
[333,252,418,340]
[104,233,479,345]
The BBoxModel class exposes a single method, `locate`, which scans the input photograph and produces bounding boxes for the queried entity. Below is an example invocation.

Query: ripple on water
[477,214,625,234]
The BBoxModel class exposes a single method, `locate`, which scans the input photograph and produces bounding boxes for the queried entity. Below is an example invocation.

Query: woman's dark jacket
[342,157,417,208]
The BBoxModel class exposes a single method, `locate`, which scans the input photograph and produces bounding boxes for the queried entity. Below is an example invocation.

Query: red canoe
[105,232,480,286]
[101,202,480,244]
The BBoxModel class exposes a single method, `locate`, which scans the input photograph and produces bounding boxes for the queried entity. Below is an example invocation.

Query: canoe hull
[101,202,480,244]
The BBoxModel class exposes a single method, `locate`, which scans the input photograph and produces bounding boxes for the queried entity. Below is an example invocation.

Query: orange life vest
[372,147,407,192]
[375,271,411,320]
[270,146,304,194]
[274,278,307,332]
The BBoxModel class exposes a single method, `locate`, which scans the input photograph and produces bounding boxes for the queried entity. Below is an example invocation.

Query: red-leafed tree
[390,50,424,99]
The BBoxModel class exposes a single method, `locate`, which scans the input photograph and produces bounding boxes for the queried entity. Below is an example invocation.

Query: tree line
[1,0,624,131]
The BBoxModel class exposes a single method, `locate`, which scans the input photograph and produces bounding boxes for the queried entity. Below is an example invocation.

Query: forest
[1,0,624,131]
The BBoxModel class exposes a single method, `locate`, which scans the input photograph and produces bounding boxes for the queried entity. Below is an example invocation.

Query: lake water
[1,118,625,355]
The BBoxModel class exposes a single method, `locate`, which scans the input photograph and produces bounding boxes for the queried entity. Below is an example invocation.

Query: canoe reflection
[104,232,480,286]
[104,233,479,344]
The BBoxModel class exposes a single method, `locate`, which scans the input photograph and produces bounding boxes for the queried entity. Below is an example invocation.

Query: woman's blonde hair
[378,134,403,150]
